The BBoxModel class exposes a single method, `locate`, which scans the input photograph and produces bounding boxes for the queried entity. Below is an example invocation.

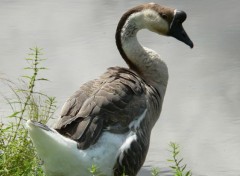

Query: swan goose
[27,3,193,176]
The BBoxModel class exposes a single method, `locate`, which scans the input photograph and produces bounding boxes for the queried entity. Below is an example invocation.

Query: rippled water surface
[0,0,240,175]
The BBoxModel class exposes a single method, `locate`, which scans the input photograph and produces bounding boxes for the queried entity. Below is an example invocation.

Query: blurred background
[0,0,240,175]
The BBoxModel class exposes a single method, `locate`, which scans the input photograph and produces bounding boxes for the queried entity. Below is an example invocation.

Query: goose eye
[161,13,168,20]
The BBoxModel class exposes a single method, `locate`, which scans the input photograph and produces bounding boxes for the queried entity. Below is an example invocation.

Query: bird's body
[27,3,193,176]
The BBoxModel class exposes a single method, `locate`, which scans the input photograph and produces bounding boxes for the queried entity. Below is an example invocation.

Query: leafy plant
[0,47,56,176]
[151,167,161,176]
[168,142,192,176]
[89,164,106,176]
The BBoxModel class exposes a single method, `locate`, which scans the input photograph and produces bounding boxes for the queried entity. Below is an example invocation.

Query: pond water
[0,0,240,175]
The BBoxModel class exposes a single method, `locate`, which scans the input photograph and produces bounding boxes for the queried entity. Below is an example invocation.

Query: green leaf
[25,58,33,60]
[8,111,21,118]
[151,167,160,176]
[24,67,33,70]
[181,164,187,171]
[185,171,192,176]
[1,126,12,132]
[39,67,48,70]
[177,158,183,165]
[174,151,179,157]
[22,75,32,79]
[37,78,49,81]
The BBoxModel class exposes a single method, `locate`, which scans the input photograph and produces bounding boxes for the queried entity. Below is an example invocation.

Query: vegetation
[151,167,161,176]
[168,142,192,176]
[0,48,192,176]
[0,47,56,176]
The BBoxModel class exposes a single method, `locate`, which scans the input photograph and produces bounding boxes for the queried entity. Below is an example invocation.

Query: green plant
[168,142,192,176]
[0,47,56,176]
[89,164,106,176]
[151,167,160,176]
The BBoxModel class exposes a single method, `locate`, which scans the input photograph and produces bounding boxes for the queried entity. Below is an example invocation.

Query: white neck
[120,11,169,94]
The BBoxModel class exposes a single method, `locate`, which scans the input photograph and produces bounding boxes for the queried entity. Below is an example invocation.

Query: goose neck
[115,12,169,92]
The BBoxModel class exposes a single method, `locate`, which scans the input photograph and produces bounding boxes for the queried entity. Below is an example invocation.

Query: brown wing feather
[54,67,147,149]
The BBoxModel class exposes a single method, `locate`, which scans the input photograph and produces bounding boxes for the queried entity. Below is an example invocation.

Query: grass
[0,48,192,176]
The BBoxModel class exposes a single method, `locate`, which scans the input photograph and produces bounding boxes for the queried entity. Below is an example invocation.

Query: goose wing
[54,67,147,149]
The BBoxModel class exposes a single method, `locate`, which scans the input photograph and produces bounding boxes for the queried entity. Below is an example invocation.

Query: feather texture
[54,67,163,175]
[55,67,154,149]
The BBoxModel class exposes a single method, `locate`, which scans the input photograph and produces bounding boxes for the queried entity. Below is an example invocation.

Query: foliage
[168,142,192,176]
[88,164,106,176]
[0,47,56,176]
[151,167,161,176]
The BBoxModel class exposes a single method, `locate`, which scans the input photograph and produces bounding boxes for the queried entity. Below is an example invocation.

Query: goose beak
[169,10,194,48]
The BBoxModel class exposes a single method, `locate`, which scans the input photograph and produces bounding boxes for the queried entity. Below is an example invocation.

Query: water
[0,0,240,175]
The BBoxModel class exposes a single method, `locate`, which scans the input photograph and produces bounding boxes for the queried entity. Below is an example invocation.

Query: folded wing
[54,67,147,149]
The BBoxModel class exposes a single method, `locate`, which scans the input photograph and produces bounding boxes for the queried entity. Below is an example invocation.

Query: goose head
[116,3,193,92]
[125,3,194,48]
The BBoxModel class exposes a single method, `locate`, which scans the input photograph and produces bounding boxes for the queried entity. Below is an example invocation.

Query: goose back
[55,67,162,151]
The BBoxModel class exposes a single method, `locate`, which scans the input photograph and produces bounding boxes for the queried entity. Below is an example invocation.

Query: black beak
[169,10,194,48]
